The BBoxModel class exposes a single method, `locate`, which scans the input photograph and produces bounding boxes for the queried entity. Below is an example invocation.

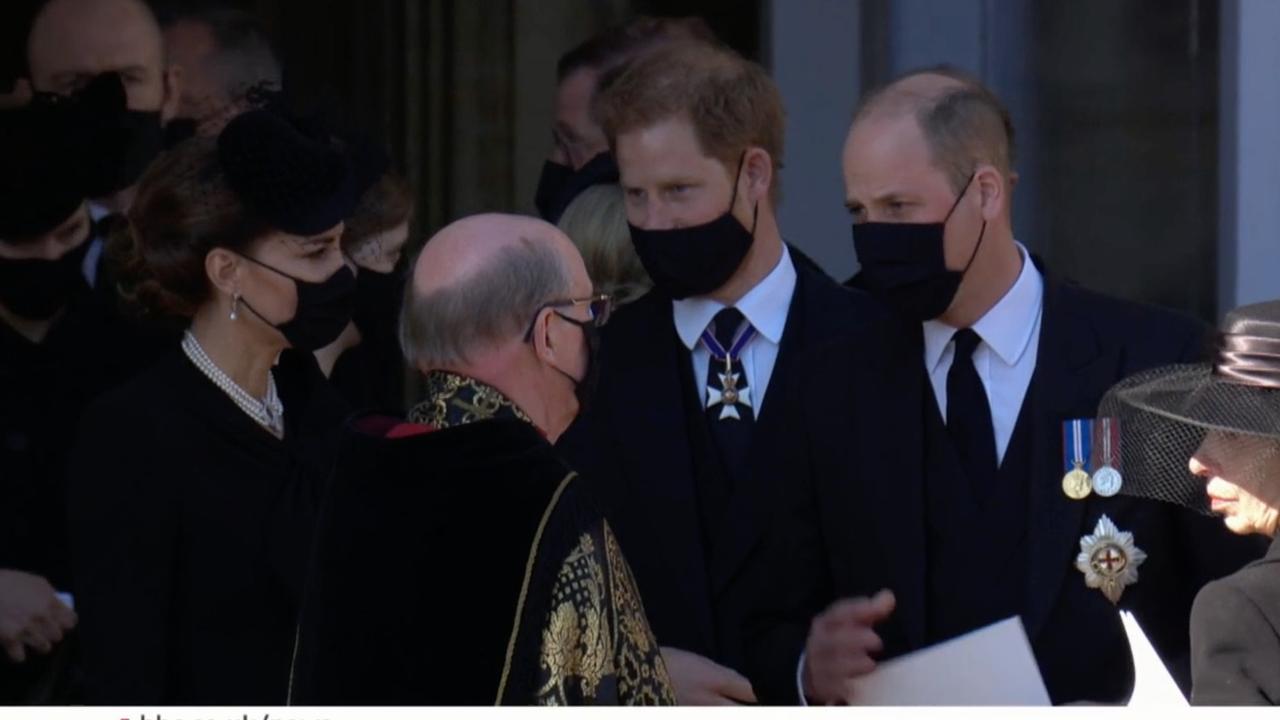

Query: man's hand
[801,589,895,704]
[0,569,77,664]
[660,646,757,705]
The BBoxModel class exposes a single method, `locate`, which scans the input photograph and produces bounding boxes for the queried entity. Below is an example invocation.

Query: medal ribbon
[700,319,758,365]
[1063,419,1093,472]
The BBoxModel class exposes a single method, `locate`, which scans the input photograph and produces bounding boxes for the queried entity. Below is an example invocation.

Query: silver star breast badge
[706,371,753,420]
[1075,514,1147,604]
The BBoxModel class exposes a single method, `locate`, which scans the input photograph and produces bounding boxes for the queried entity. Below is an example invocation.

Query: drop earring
[229,292,239,321]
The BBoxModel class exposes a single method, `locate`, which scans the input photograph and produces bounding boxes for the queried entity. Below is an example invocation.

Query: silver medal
[1092,417,1123,497]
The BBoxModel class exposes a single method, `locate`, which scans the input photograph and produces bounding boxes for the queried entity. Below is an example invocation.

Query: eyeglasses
[524,293,614,341]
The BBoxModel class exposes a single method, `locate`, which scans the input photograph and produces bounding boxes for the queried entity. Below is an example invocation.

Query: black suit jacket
[559,249,892,672]
[1190,534,1280,705]
[745,272,1267,704]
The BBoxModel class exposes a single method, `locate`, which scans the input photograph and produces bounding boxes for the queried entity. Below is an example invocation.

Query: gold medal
[1063,463,1092,500]
[1061,419,1092,500]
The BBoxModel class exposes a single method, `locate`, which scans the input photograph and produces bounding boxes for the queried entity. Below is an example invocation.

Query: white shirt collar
[923,242,1043,372]
[673,244,798,350]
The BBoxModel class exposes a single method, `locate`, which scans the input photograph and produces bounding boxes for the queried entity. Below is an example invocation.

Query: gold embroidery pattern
[408,371,532,429]
[603,521,675,705]
[535,522,674,705]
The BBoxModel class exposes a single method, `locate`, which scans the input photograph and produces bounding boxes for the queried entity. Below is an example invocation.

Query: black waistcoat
[923,379,1033,644]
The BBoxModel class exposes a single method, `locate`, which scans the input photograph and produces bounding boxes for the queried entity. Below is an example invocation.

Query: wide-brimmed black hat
[217,107,369,237]
[1099,300,1280,512]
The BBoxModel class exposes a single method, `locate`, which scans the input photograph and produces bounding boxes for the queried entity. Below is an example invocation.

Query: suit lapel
[707,258,812,595]
[1024,279,1122,639]
[876,330,930,649]
[604,295,714,641]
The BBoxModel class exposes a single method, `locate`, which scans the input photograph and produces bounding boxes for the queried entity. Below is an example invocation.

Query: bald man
[290,214,676,706]
[27,0,181,215]
[743,67,1265,705]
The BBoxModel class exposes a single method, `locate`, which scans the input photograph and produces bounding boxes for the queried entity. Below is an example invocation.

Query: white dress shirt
[922,242,1044,464]
[672,244,797,416]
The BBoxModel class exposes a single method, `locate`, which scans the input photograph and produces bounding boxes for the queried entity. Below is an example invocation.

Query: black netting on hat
[217,108,353,237]
[1098,364,1280,514]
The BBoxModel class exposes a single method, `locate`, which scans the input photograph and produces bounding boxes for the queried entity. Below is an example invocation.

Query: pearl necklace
[181,330,285,437]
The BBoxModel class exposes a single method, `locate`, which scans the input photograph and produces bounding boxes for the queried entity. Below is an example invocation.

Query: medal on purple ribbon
[701,320,757,421]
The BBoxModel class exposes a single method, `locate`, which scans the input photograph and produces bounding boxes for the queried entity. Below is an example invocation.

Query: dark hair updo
[110,138,273,319]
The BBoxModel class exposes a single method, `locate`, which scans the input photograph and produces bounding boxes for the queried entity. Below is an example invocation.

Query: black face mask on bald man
[31,72,166,198]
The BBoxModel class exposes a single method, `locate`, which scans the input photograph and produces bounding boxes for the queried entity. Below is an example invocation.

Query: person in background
[67,109,357,705]
[556,183,651,306]
[290,213,674,706]
[26,0,182,221]
[316,171,414,411]
[160,3,283,138]
[535,15,715,223]
[0,104,90,705]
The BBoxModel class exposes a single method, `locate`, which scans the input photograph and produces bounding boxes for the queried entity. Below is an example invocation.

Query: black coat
[66,347,347,705]
[0,288,167,703]
[1190,534,1280,705]
[745,275,1267,705]
[290,412,667,705]
[558,250,893,672]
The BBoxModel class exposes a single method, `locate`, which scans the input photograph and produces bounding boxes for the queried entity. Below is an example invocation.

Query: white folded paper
[846,615,1051,706]
[1121,609,1188,707]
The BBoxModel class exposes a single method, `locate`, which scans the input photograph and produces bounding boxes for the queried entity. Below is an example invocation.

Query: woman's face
[347,221,410,275]
[236,222,346,334]
[1189,430,1280,537]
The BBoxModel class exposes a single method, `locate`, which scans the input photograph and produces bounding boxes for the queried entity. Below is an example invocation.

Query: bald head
[850,67,1015,193]
[28,0,172,112]
[413,213,579,296]
[402,213,590,370]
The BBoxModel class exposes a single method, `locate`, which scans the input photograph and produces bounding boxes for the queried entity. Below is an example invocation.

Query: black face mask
[548,313,602,416]
[163,118,198,149]
[534,151,620,223]
[627,155,756,300]
[56,73,166,198]
[851,174,986,322]
[0,239,91,320]
[351,266,404,340]
[238,255,358,351]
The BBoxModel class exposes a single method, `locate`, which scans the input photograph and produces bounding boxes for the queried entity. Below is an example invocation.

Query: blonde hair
[556,184,651,306]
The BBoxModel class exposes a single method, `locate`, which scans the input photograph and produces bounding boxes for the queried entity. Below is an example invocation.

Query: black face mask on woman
[851,173,986,322]
[237,255,358,351]
[627,154,756,300]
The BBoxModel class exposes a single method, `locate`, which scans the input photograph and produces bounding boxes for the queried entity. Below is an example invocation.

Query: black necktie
[946,328,997,489]
[704,307,754,498]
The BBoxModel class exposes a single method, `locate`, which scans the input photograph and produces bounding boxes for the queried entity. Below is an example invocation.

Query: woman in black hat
[1100,300,1280,705]
[66,109,360,705]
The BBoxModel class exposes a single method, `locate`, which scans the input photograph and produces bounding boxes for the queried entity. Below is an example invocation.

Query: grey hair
[165,6,282,102]
[399,236,573,369]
